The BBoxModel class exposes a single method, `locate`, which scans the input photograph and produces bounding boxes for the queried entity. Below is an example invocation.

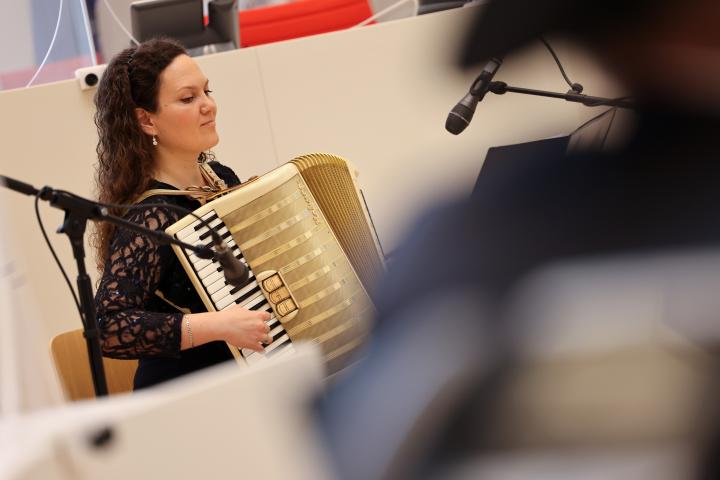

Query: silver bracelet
[185,316,194,348]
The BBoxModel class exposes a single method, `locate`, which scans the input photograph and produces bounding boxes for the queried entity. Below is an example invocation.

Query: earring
[152,135,158,146]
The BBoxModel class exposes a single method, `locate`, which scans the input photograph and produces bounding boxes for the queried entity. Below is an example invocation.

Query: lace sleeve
[95,204,183,359]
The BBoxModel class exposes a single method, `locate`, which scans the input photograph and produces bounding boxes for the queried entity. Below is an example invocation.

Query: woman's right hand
[216,304,272,353]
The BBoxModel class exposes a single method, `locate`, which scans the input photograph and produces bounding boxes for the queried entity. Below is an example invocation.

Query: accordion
[165,153,385,375]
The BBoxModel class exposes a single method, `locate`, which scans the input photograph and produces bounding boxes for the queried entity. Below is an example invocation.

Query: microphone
[445,57,503,135]
[211,235,250,288]
[1,175,40,196]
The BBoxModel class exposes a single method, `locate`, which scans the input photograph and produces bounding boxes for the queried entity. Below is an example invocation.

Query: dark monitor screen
[417,0,474,15]
[131,0,204,41]
[567,108,617,154]
[472,135,570,196]
[131,0,239,55]
[472,109,617,196]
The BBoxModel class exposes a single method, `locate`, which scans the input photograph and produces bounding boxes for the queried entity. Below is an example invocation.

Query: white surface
[0,199,63,416]
[0,0,35,73]
[0,343,329,480]
[510,248,720,358]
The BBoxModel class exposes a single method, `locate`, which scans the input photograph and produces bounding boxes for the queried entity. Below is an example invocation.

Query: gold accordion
[165,153,385,375]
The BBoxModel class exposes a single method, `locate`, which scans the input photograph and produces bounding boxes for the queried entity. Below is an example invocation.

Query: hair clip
[126,48,137,67]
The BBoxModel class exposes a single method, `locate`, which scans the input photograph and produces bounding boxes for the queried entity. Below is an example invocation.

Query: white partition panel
[193,48,280,179]
[256,9,624,252]
[0,7,623,352]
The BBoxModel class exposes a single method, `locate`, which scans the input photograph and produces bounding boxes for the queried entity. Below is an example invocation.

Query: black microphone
[211,235,250,288]
[445,57,503,135]
[1,175,40,196]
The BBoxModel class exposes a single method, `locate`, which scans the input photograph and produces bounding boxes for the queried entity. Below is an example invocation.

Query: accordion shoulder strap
[132,162,230,205]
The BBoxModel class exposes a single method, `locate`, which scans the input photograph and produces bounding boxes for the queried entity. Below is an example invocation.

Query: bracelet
[185,316,194,348]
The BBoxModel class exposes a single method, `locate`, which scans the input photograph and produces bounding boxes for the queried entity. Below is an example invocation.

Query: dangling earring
[152,135,158,146]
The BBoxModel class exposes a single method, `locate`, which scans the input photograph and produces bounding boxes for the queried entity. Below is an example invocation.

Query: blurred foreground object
[320,250,720,480]
[318,0,720,478]
[1,343,329,480]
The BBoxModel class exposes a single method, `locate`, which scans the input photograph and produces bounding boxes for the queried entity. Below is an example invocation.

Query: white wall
[95,0,137,60]
[0,0,35,72]
[0,7,624,346]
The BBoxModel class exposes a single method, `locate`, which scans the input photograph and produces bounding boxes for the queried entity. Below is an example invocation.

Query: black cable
[34,193,83,319]
[33,192,220,321]
[539,36,583,93]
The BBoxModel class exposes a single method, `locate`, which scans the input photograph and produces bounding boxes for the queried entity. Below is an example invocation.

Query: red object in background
[3,1,374,90]
[238,0,373,47]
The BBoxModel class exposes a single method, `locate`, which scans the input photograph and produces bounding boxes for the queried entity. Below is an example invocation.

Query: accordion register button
[276,299,297,316]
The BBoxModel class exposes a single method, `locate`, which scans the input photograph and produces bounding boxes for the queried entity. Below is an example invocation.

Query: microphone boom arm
[488,81,635,109]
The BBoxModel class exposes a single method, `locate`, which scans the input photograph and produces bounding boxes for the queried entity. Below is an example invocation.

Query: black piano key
[250,300,270,311]
[199,227,231,242]
[269,328,286,342]
[231,285,261,303]
[193,213,218,230]
[227,274,256,291]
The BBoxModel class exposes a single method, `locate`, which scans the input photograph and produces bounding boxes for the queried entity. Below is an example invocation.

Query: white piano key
[243,349,264,364]
[228,279,261,302]
[177,220,223,245]
[265,334,290,354]
[201,268,224,286]
[215,283,260,310]
[212,280,259,306]
[191,256,214,270]
[242,336,291,363]
[271,346,296,360]
[205,275,228,295]
[242,293,266,310]
[198,261,221,279]
[215,294,237,311]
[175,211,218,239]
[182,222,226,246]
[210,283,237,303]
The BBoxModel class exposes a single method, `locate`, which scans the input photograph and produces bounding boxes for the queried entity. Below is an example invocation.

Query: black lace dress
[95,161,240,390]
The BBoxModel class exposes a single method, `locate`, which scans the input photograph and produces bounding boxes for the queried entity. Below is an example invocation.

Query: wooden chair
[50,329,137,401]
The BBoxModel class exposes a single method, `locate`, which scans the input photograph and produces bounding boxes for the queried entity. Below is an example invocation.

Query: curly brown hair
[92,38,187,271]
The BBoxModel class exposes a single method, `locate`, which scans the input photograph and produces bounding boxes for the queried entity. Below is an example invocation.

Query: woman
[93,38,272,389]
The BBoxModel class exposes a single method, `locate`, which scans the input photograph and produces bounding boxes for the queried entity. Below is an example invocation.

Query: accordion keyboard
[174,210,296,365]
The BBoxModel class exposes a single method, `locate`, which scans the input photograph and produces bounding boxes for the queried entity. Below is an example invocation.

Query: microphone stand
[1,176,215,397]
[487,81,635,109]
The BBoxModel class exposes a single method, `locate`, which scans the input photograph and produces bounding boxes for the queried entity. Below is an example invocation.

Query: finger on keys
[248,342,264,353]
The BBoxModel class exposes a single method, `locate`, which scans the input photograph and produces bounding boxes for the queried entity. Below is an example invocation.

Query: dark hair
[92,37,186,271]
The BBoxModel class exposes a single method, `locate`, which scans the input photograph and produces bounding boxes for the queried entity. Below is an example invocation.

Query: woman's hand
[216,304,272,353]
[182,304,272,352]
